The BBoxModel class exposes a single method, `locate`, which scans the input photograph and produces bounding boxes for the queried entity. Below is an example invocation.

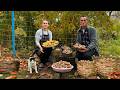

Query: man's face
[80,17,88,28]
[42,20,49,29]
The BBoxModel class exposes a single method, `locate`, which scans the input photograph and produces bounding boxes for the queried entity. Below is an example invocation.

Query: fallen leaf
[9,71,17,75]
[5,75,16,79]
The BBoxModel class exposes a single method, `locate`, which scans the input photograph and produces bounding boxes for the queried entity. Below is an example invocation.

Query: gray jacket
[76,26,99,56]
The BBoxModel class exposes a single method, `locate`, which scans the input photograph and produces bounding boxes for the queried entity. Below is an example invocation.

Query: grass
[99,36,120,58]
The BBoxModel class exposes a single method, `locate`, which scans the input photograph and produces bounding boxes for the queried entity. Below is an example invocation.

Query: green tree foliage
[32,11,113,44]
[0,11,12,48]
[1,11,119,57]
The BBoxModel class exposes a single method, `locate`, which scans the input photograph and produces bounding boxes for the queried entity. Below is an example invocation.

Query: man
[33,20,53,68]
[75,16,99,60]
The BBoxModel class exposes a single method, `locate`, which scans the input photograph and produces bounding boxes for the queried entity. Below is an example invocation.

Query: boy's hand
[40,47,44,53]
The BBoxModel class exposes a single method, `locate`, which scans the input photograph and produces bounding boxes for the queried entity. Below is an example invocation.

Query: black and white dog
[28,57,38,73]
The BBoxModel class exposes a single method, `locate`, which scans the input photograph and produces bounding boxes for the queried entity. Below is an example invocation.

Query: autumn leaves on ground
[0,46,120,79]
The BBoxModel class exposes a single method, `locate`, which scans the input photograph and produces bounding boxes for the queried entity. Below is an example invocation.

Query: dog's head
[29,57,35,61]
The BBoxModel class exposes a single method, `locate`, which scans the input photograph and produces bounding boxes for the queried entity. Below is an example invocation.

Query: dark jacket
[76,26,99,56]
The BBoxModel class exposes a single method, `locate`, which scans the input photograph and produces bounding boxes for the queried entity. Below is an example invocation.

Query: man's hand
[78,47,89,52]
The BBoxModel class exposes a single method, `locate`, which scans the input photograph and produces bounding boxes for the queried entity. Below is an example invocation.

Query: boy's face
[42,20,49,29]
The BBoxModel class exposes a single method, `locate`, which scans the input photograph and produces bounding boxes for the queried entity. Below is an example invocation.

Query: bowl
[51,65,74,73]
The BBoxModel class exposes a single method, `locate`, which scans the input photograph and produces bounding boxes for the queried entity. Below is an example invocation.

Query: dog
[28,57,38,73]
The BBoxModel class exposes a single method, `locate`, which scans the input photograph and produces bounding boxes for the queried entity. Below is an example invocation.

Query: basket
[94,58,117,78]
[77,60,96,78]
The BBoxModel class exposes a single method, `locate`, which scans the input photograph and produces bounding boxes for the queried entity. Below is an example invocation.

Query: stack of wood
[0,51,20,74]
[0,60,20,74]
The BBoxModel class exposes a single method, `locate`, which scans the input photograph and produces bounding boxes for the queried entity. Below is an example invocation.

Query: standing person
[75,16,99,61]
[33,20,53,68]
